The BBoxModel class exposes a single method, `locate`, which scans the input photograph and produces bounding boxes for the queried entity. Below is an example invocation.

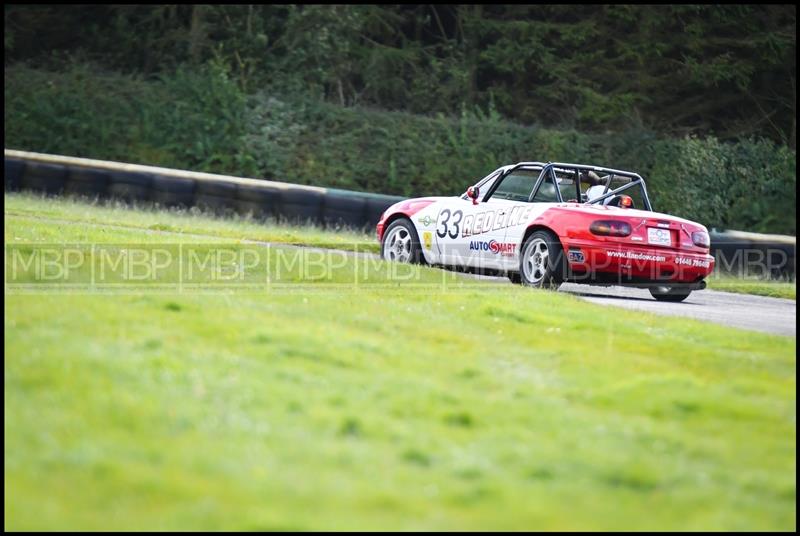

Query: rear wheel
[381,219,426,264]
[519,230,565,289]
[649,286,692,302]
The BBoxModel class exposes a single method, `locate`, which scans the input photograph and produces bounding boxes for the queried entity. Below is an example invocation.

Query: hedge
[5,63,796,234]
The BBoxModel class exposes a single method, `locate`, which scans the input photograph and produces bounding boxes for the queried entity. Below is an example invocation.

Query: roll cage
[477,161,654,211]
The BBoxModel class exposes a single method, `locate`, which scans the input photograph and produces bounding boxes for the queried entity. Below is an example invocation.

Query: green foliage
[239,94,795,234]
[4,64,796,234]
[4,61,251,176]
[4,5,796,146]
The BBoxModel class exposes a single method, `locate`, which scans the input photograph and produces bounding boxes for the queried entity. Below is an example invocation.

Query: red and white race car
[377,162,715,302]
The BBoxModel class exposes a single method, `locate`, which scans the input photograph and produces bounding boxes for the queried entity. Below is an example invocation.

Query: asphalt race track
[468,274,796,337]
[557,283,796,337]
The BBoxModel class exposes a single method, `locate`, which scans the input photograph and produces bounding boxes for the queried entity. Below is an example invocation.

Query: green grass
[707,275,796,300]
[4,192,379,253]
[4,194,797,531]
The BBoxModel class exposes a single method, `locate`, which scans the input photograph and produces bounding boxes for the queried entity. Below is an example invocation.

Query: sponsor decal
[568,250,585,263]
[607,250,666,262]
[422,231,432,250]
[675,256,711,268]
[418,215,436,227]
[436,205,540,240]
[631,236,644,241]
[469,240,516,256]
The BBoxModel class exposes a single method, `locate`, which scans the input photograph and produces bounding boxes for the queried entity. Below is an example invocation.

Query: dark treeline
[5,4,796,147]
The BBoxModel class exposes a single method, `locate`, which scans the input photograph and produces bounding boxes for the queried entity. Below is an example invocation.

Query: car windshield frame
[480,161,654,211]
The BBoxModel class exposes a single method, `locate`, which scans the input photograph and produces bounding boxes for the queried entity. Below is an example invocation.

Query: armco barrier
[4,149,796,279]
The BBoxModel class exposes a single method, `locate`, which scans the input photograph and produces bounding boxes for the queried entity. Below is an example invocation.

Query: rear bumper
[564,239,715,284]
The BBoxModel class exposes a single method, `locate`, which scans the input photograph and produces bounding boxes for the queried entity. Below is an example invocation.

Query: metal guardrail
[5,149,796,279]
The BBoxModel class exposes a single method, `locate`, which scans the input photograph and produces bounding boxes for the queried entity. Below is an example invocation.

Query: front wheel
[649,286,692,302]
[519,230,565,289]
[381,218,426,264]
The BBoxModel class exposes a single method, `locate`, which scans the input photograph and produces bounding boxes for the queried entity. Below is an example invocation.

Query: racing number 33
[436,209,463,239]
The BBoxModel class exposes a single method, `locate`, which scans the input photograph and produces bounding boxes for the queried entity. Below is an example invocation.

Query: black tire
[365,197,398,227]
[65,167,110,198]
[151,175,196,208]
[280,188,323,225]
[21,162,67,195]
[195,179,238,216]
[507,271,522,284]
[322,192,367,229]
[380,218,426,265]
[649,286,692,302]
[519,230,565,289]
[236,182,281,220]
[5,158,26,191]
[108,171,153,203]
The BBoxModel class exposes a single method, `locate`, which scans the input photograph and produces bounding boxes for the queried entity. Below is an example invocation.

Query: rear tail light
[590,220,632,237]
[691,230,710,248]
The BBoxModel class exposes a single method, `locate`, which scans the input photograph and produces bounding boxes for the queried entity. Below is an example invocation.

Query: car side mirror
[467,186,480,205]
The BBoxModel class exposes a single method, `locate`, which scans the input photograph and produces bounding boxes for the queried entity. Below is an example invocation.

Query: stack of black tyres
[236,181,282,221]
[322,191,368,229]
[108,170,153,203]
[195,179,239,216]
[365,196,400,228]
[5,158,26,191]
[759,241,796,280]
[65,167,110,199]
[21,161,67,195]
[151,174,196,208]
[710,231,796,279]
[280,187,323,225]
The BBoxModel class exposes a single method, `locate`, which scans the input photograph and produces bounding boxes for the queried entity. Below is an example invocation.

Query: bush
[5,64,796,235]
[241,95,796,234]
[4,61,252,176]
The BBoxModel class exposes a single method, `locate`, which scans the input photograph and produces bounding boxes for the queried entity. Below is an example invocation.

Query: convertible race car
[376,162,715,302]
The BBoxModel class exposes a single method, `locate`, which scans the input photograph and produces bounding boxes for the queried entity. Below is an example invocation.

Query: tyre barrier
[5,150,402,229]
[5,158,26,191]
[195,179,239,216]
[151,174,196,208]
[65,167,110,199]
[366,196,396,227]
[108,170,153,203]
[710,230,796,280]
[280,187,324,225]
[236,181,282,221]
[21,161,67,195]
[322,191,367,228]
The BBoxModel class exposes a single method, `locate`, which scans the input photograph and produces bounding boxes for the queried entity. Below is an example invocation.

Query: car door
[501,169,563,270]
[434,167,539,270]
[433,196,514,270]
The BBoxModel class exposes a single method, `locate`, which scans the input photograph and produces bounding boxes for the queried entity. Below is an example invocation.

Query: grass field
[4,193,797,530]
[4,193,379,253]
[707,276,796,300]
